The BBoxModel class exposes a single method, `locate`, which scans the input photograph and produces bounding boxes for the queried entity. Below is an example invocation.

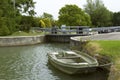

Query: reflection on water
[0,43,109,80]
[48,62,109,80]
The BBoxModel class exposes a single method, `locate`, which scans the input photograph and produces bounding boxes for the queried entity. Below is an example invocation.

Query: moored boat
[48,51,98,74]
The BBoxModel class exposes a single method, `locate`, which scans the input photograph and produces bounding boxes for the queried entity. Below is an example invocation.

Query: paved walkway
[78,32,120,40]
[90,32,120,40]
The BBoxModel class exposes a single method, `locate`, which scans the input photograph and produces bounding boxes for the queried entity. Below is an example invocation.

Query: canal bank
[70,36,112,71]
[70,32,120,80]
[0,35,45,46]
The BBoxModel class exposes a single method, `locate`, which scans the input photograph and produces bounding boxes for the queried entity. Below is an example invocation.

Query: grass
[10,31,45,36]
[92,40,120,80]
[94,41,120,58]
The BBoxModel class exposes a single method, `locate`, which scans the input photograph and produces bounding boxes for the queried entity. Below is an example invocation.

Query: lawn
[10,31,45,36]
[94,41,120,58]
[92,40,120,80]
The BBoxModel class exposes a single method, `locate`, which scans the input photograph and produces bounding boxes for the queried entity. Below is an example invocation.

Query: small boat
[48,51,98,74]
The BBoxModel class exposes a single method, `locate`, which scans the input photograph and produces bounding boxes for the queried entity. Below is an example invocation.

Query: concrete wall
[0,35,45,46]
[45,34,86,43]
[70,36,88,50]
[45,35,70,43]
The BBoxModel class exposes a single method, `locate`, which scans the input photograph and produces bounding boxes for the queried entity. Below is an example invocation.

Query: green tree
[42,12,53,21]
[84,0,112,27]
[0,18,10,36]
[40,12,54,27]
[0,0,15,35]
[58,5,91,26]
[39,20,46,28]
[0,0,36,35]
[42,12,56,27]
[113,12,120,26]
[32,17,41,27]
[20,16,34,32]
[15,0,36,16]
[15,0,36,31]
[43,18,52,27]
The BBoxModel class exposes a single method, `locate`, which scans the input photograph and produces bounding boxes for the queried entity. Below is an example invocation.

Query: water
[0,43,109,80]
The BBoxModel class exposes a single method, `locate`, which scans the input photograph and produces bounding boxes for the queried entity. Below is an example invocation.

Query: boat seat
[57,56,80,59]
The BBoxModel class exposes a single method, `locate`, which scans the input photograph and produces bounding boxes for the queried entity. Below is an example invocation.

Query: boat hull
[48,51,98,74]
[48,56,97,74]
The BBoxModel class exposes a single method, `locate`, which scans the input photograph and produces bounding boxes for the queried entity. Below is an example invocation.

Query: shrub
[20,16,34,32]
[0,18,10,36]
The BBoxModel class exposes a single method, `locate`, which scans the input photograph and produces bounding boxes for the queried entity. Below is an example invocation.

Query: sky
[34,0,120,19]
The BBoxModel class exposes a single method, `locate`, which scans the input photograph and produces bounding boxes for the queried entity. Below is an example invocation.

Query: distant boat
[48,51,98,74]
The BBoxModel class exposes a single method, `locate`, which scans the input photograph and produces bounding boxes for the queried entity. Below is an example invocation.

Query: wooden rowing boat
[48,51,98,74]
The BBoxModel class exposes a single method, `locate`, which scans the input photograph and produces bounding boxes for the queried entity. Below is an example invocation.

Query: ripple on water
[0,43,109,80]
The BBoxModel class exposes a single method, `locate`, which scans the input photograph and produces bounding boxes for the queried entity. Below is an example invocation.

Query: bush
[0,18,10,36]
[20,16,34,32]
[0,25,10,36]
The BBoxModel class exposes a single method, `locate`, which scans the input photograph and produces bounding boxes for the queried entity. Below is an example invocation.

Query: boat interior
[55,52,86,63]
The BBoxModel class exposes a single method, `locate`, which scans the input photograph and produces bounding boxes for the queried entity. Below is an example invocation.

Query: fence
[31,26,120,35]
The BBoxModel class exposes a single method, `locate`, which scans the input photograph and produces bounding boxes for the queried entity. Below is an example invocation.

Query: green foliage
[0,18,10,36]
[42,12,53,21]
[0,0,15,35]
[58,4,91,26]
[113,12,120,26]
[0,0,36,36]
[84,0,113,27]
[43,18,52,27]
[20,16,34,32]
[32,17,41,27]
[39,12,54,28]
[39,20,46,28]
[15,0,36,16]
[0,26,10,36]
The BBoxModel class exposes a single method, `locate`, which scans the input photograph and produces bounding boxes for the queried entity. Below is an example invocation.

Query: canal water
[0,43,109,80]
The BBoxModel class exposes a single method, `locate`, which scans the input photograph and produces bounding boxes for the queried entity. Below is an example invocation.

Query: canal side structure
[0,35,45,46]
[45,34,86,43]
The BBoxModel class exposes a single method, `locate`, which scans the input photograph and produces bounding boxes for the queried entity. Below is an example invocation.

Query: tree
[42,12,56,27]
[84,0,112,27]
[32,17,41,27]
[43,18,52,27]
[20,16,34,32]
[39,20,46,28]
[0,18,10,36]
[14,0,36,16]
[0,0,36,35]
[42,12,53,21]
[58,5,91,26]
[113,12,120,26]
[39,12,55,28]
[15,0,36,31]
[0,0,15,35]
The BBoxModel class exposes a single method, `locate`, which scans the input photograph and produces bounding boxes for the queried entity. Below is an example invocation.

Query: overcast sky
[34,0,120,19]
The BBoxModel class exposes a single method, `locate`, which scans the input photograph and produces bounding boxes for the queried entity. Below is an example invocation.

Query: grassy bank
[94,41,120,62]
[90,40,120,80]
[11,31,44,36]
[0,31,44,37]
